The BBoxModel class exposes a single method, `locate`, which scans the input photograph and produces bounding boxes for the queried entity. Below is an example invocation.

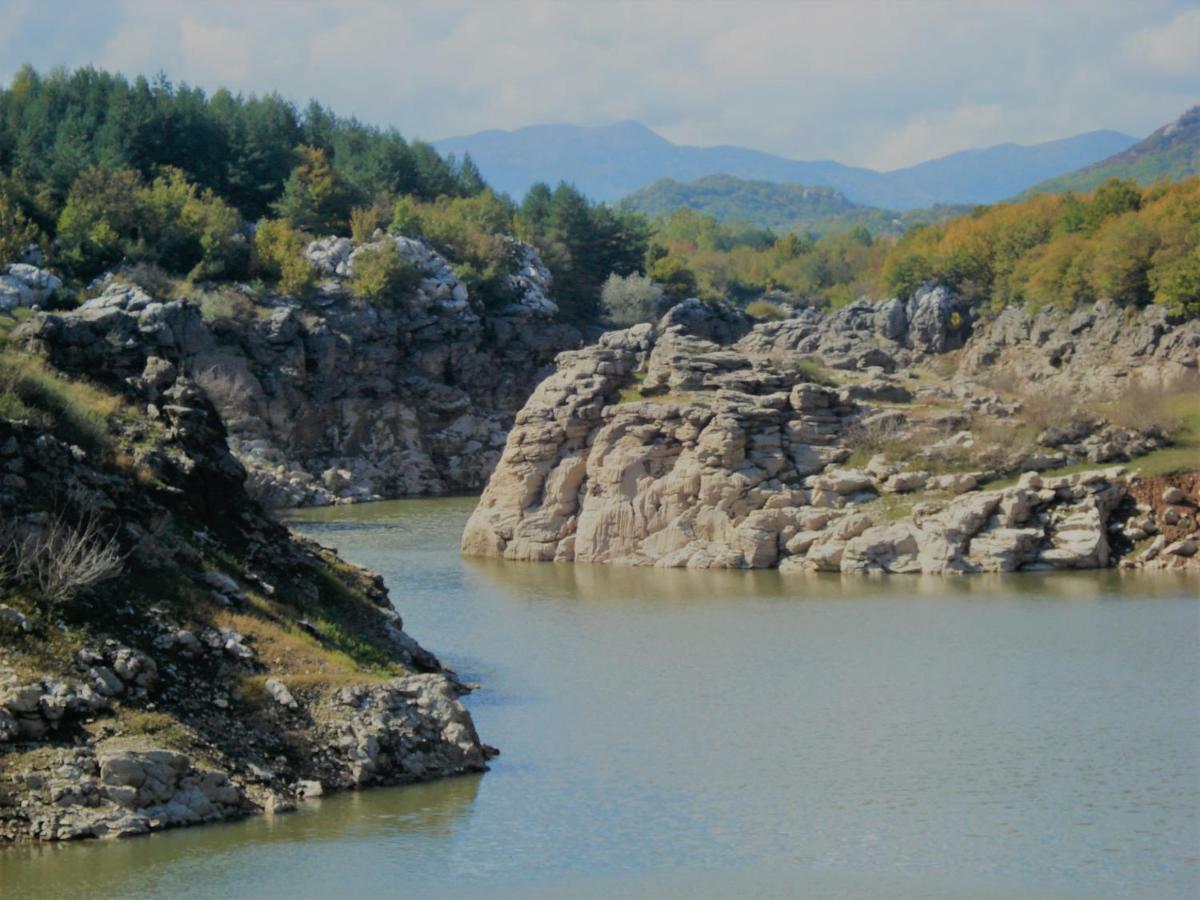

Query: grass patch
[0,350,135,457]
[1124,400,1200,477]
[195,287,277,325]
[119,710,194,750]
[983,383,1200,485]
[860,492,921,522]
[981,459,1119,490]
[0,308,36,346]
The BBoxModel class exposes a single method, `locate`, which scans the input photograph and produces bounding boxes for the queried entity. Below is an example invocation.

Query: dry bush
[0,511,124,607]
[1011,387,1082,434]
[1104,376,1199,434]
[843,413,910,457]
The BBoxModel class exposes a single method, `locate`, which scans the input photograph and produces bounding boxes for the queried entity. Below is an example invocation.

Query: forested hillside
[0,66,646,320]
[0,67,1197,326]
[620,174,967,237]
[1028,106,1199,196]
[645,177,1200,317]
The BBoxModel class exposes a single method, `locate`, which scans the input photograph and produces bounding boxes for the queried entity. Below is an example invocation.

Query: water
[3,497,1198,898]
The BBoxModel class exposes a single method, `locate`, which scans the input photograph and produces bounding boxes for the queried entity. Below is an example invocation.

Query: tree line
[0,66,647,320]
[0,66,1195,322]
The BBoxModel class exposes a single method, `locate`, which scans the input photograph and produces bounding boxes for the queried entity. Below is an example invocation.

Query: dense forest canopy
[0,65,1196,323]
[0,65,647,319]
[647,177,1200,318]
[0,64,477,223]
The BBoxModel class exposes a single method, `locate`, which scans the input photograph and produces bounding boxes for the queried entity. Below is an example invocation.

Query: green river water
[2,496,1197,898]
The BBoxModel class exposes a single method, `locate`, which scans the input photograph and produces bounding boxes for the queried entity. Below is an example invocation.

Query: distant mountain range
[621,174,968,236]
[434,121,1137,210]
[1027,105,1199,196]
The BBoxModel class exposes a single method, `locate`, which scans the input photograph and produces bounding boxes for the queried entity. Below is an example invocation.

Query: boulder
[0,264,61,311]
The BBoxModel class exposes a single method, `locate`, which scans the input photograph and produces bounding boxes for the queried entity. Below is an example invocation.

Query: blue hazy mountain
[434,121,1137,210]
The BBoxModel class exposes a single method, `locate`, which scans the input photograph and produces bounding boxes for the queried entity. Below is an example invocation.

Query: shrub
[601,272,663,325]
[349,205,388,244]
[0,510,123,609]
[253,219,317,297]
[55,167,143,276]
[139,168,247,279]
[647,254,698,300]
[389,196,424,236]
[54,167,246,279]
[349,243,421,305]
[745,299,789,320]
[1151,248,1200,318]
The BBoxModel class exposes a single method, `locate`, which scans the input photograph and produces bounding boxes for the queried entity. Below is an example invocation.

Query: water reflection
[465,554,1196,605]
[3,497,1195,900]
[0,775,483,899]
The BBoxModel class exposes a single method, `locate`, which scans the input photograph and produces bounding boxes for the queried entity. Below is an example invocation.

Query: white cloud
[2,0,1196,169]
[870,105,1006,171]
[1128,7,1200,77]
[180,17,252,82]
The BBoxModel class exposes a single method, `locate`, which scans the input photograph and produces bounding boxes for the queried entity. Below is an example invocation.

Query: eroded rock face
[23,236,580,506]
[463,298,1198,573]
[959,299,1200,397]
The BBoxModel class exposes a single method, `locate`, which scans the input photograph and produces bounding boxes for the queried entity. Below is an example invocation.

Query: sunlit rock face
[463,294,1199,573]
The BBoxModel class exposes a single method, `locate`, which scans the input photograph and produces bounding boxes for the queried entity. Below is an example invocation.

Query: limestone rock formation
[1,333,493,843]
[21,235,580,506]
[463,296,1198,573]
[0,263,61,311]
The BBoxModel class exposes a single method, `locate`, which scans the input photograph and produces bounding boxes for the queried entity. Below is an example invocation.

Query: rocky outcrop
[0,263,61,311]
[959,298,1200,396]
[1,331,492,843]
[737,283,972,372]
[22,235,579,506]
[463,297,1199,573]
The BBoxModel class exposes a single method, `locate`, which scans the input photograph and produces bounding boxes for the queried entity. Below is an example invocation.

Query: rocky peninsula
[1,261,495,842]
[462,292,1200,574]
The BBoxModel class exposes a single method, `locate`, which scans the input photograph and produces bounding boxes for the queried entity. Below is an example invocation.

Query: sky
[0,0,1197,171]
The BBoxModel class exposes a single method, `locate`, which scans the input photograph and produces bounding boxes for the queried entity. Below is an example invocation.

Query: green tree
[647,254,697,300]
[54,167,143,276]
[272,145,350,233]
[1151,247,1200,317]
[1085,178,1142,231]
[0,188,38,266]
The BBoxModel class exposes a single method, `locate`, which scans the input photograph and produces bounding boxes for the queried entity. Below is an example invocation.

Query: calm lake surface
[3,496,1198,898]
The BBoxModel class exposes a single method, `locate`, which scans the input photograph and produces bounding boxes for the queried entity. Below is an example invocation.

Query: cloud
[1128,7,1200,77]
[1,0,1196,169]
[870,105,1007,172]
[180,17,252,81]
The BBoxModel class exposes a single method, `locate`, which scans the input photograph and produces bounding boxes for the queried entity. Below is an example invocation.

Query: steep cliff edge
[1,321,493,843]
[462,293,1200,573]
[20,235,579,508]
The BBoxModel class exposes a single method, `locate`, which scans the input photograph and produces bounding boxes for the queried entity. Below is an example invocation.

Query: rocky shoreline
[1,306,494,843]
[3,254,1198,846]
[462,294,1200,573]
